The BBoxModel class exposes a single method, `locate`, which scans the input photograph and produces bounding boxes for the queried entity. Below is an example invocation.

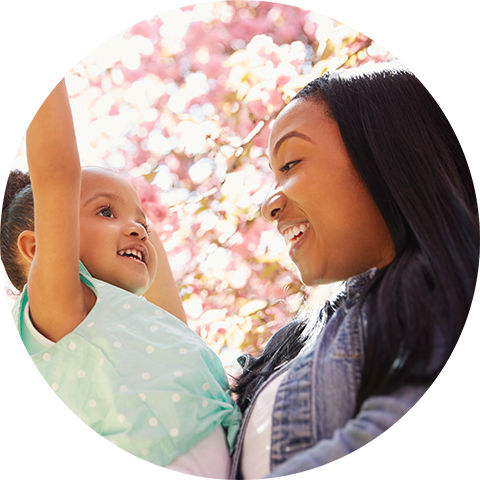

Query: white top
[23,301,54,348]
[23,302,231,480]
[240,370,289,479]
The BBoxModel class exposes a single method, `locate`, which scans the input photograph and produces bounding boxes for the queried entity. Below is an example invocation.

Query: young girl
[1,79,241,478]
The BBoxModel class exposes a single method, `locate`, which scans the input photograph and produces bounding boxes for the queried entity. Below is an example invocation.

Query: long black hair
[233,62,479,413]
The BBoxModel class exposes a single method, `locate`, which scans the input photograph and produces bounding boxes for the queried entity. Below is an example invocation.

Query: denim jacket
[231,269,428,478]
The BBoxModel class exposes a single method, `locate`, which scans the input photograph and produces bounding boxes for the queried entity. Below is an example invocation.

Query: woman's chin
[296,264,336,287]
[295,265,319,287]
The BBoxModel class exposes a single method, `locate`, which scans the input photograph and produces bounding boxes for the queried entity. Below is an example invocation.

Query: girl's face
[79,168,157,295]
[262,98,395,286]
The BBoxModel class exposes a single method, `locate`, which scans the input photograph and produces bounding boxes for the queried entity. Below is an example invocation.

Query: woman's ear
[17,230,36,264]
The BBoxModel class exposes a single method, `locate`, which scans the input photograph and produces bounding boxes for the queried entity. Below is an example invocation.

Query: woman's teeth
[284,224,308,243]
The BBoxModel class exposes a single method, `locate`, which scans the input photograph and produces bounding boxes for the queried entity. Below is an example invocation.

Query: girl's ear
[17,230,36,264]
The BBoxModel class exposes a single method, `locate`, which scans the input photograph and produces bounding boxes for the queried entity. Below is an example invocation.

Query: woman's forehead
[269,99,322,153]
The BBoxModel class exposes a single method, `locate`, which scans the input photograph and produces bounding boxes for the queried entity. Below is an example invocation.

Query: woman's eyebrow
[272,131,314,157]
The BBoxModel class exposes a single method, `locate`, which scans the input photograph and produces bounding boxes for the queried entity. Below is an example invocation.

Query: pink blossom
[128,175,169,226]
[276,74,291,87]
[66,1,393,355]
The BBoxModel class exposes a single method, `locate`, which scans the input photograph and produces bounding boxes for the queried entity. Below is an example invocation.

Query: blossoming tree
[12,1,393,370]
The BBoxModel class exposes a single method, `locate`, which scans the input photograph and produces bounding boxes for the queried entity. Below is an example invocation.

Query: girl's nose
[124,222,147,241]
[261,187,286,221]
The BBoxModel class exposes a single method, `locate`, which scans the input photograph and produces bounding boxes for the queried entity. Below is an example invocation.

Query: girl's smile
[79,167,157,295]
[117,246,147,264]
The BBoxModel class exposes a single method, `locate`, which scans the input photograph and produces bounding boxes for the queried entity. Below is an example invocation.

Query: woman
[231,61,478,478]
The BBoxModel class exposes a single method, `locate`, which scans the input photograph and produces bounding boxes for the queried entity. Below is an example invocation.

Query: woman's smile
[278,221,310,256]
[262,98,395,286]
[288,223,310,257]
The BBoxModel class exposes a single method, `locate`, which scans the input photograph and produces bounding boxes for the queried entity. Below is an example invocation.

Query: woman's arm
[264,387,467,480]
[25,79,88,342]
[143,228,187,324]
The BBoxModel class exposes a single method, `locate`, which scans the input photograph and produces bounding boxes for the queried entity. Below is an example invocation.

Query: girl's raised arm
[24,79,89,342]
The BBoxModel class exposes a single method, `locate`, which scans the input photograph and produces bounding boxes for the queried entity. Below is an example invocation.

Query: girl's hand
[143,226,187,325]
[26,79,80,172]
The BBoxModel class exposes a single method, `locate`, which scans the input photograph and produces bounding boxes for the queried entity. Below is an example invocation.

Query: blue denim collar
[314,268,377,336]
[345,267,377,300]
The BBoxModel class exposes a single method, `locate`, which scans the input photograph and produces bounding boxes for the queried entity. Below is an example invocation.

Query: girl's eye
[279,160,300,174]
[98,206,114,218]
[141,222,152,235]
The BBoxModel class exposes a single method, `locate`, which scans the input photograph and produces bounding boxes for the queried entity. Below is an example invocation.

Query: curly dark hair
[1,169,34,291]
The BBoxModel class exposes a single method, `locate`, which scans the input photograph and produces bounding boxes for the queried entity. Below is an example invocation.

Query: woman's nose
[261,187,286,221]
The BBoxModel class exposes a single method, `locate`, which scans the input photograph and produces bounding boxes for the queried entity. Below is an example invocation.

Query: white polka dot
[174,371,183,377]
[141,372,150,380]
[120,385,128,392]
[146,346,155,354]
[87,322,94,328]
[51,383,59,391]
[88,399,96,408]
[202,383,210,391]
[69,342,76,350]
[78,370,86,378]
[155,309,162,316]
[118,414,125,423]
[138,393,146,401]
[97,282,105,287]
[123,303,131,309]
[149,417,158,427]
[202,399,208,408]
[99,358,104,366]
[172,394,181,403]
[118,324,126,329]
[179,348,188,355]
[113,341,122,348]
[170,428,179,438]
[150,325,158,332]
[110,440,118,446]
[43,353,51,361]
[141,449,149,456]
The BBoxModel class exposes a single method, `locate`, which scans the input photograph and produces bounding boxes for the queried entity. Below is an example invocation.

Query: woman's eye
[279,160,300,173]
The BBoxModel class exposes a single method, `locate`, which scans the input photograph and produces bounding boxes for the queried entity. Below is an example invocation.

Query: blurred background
[7,0,393,371]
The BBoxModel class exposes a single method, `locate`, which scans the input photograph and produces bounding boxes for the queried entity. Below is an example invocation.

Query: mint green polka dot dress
[12,262,241,467]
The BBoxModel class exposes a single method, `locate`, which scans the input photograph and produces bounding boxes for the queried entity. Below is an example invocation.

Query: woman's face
[262,98,395,286]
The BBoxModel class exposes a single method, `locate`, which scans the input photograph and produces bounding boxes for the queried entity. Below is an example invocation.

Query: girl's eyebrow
[82,192,147,221]
[81,192,124,208]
